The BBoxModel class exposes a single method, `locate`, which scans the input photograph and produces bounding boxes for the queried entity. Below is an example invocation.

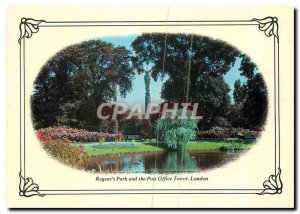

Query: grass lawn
[84,143,165,156]
[186,142,253,151]
[81,140,254,156]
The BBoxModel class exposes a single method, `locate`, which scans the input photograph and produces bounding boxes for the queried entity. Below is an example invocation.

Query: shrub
[219,143,245,151]
[97,120,117,133]
[197,127,262,140]
[41,139,88,168]
[197,126,230,140]
[229,128,261,138]
[37,127,123,142]
[155,110,198,150]
[139,120,154,139]
[119,118,154,139]
[36,131,51,141]
[214,116,232,128]
[77,120,117,133]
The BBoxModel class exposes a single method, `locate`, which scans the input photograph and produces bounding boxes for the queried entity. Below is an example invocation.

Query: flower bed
[36,131,52,141]
[37,127,123,142]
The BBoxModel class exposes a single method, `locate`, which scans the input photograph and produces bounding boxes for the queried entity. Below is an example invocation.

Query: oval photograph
[31,33,268,173]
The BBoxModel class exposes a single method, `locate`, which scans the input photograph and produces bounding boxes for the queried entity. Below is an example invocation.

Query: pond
[82,150,243,173]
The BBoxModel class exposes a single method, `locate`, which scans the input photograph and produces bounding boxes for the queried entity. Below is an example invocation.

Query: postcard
[6,7,294,208]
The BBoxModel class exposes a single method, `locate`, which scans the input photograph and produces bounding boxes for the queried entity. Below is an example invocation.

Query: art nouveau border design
[18,17,282,197]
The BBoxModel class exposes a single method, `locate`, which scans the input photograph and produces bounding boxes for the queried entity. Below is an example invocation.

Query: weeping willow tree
[155,110,198,150]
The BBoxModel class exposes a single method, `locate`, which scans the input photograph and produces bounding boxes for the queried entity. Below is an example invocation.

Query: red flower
[36,131,51,141]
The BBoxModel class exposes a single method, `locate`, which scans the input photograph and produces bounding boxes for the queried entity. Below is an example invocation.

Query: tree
[155,110,198,150]
[239,54,256,79]
[132,33,239,129]
[31,40,134,130]
[227,103,246,128]
[233,79,246,104]
[237,55,268,130]
[242,73,268,130]
[193,75,232,129]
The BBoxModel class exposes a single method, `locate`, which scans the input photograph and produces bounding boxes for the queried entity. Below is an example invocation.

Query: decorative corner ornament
[259,168,283,195]
[18,18,45,44]
[19,172,44,197]
[252,17,279,40]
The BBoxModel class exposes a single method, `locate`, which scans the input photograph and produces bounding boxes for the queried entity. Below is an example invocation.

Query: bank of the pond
[81,141,253,156]
[84,143,164,156]
[186,142,252,151]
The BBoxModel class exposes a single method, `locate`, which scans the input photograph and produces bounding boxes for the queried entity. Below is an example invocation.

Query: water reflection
[163,152,198,172]
[83,151,242,173]
[121,156,145,173]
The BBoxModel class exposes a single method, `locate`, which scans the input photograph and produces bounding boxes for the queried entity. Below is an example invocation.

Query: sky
[98,35,248,104]
[224,57,247,102]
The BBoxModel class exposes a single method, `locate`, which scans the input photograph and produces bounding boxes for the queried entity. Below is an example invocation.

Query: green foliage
[132,33,239,80]
[132,33,238,130]
[214,116,231,128]
[119,118,154,138]
[132,34,268,131]
[239,54,256,79]
[229,128,261,138]
[228,103,247,128]
[155,110,198,149]
[31,40,134,129]
[41,139,88,168]
[197,126,230,140]
[196,75,232,129]
[242,73,268,130]
[31,34,268,133]
[237,55,268,130]
[233,79,247,104]
[97,120,117,133]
